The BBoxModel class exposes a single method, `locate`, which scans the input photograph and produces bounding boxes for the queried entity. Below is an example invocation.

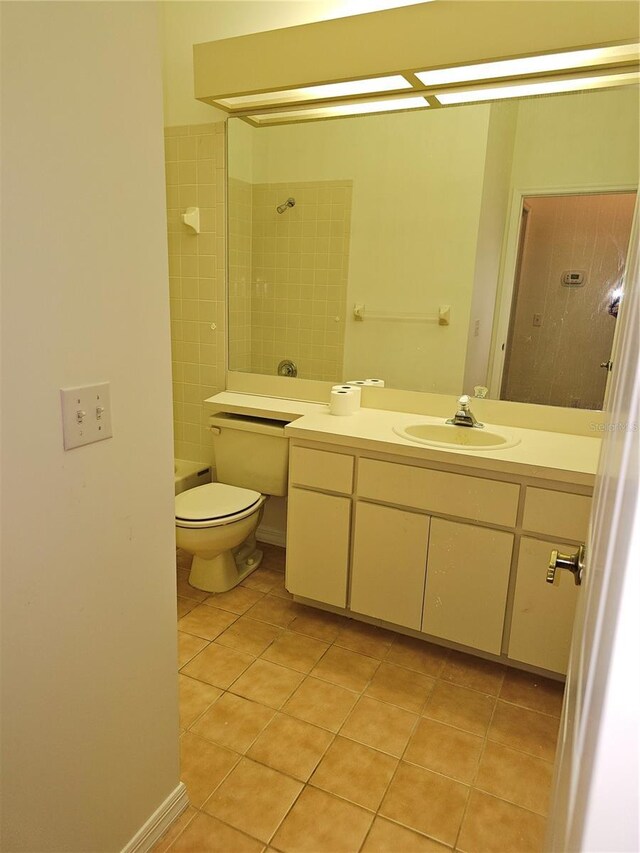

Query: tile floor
[153,544,564,853]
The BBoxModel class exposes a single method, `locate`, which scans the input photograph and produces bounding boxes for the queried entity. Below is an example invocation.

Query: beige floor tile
[310,645,380,692]
[488,701,559,762]
[260,545,286,572]
[457,790,547,853]
[203,757,303,843]
[191,691,275,752]
[386,635,449,677]
[176,549,192,570]
[178,632,208,668]
[422,681,496,737]
[179,731,239,808]
[170,811,264,853]
[247,712,333,780]
[340,696,418,757]
[364,662,435,713]
[178,604,238,641]
[177,569,209,602]
[288,607,346,642]
[181,642,254,689]
[272,786,373,853]
[178,675,222,731]
[475,740,554,816]
[440,651,505,695]
[177,597,197,619]
[204,585,264,615]
[404,718,483,784]
[149,805,198,853]
[310,736,398,811]
[361,817,452,852]
[334,620,395,659]
[284,676,359,732]
[230,659,304,709]
[261,630,329,673]
[242,566,286,593]
[245,595,300,628]
[268,577,294,600]
[216,616,282,656]
[379,762,469,847]
[500,669,565,717]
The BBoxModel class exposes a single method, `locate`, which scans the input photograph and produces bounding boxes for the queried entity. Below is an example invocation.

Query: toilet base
[188,544,264,593]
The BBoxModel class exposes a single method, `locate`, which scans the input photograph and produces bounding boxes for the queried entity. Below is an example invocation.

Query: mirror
[227,86,638,409]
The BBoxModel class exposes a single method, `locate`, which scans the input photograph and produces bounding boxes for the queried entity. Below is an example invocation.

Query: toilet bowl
[175,482,267,593]
[175,411,290,593]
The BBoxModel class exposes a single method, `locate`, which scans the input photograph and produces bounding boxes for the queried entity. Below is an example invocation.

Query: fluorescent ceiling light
[436,71,640,105]
[248,96,428,124]
[216,75,412,109]
[416,44,640,87]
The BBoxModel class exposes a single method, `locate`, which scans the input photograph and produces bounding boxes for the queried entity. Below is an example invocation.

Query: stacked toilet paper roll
[329,385,360,416]
[347,379,385,388]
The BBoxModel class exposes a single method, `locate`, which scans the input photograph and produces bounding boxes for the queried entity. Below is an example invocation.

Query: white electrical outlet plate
[60,382,113,450]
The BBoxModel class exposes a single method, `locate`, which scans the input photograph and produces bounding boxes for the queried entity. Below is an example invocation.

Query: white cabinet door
[351,502,430,630]
[423,518,513,655]
[285,487,351,607]
[508,536,579,674]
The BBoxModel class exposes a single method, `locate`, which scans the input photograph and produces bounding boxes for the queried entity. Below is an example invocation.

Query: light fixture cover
[248,95,429,124]
[416,43,640,87]
[435,70,640,105]
[216,75,413,110]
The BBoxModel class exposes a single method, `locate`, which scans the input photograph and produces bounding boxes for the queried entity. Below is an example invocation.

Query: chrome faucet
[446,395,484,428]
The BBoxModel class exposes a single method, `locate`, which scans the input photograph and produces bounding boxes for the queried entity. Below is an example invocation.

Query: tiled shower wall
[164,121,226,464]
[248,181,352,381]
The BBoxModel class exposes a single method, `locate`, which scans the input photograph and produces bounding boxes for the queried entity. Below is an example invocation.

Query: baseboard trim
[121,781,189,853]
[257,525,286,548]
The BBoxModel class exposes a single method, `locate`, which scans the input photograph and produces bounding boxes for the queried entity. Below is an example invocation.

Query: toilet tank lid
[175,482,261,521]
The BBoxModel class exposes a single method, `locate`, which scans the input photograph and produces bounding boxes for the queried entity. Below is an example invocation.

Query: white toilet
[175,412,289,593]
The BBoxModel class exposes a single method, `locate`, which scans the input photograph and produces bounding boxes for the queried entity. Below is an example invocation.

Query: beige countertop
[206,392,601,486]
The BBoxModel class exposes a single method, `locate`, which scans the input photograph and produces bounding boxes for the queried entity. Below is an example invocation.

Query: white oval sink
[393,422,520,450]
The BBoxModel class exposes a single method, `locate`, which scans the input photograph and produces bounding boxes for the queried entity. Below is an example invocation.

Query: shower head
[276,197,296,214]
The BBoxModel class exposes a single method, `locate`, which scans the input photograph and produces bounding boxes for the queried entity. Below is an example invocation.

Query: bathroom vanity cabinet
[286,440,591,676]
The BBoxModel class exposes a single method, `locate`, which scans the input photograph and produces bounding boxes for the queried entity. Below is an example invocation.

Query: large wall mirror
[227,86,638,410]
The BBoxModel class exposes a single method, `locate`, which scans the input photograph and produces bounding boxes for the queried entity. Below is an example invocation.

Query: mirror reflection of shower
[276,197,296,214]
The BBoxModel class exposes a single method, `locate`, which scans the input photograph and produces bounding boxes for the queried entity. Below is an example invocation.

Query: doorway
[500,191,636,409]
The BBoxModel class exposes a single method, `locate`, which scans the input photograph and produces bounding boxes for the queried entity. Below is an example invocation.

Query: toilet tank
[209,412,290,497]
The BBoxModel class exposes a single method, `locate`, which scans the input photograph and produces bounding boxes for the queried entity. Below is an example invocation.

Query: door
[423,518,513,655]
[285,487,351,607]
[499,191,636,409]
[547,208,639,850]
[508,536,579,674]
[350,501,430,630]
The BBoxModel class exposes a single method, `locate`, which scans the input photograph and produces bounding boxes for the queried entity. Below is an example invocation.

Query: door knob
[600,360,613,371]
[547,544,585,586]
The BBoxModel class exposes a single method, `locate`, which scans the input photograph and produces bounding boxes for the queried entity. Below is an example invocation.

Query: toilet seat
[175,483,263,529]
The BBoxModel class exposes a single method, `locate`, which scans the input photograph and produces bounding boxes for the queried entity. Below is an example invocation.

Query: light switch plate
[60,382,113,450]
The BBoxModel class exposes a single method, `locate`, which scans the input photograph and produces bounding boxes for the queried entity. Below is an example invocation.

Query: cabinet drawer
[522,487,590,542]
[358,458,518,527]
[289,446,354,494]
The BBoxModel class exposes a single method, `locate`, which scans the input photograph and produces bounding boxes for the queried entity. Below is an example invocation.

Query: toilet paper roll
[329,388,358,416]
[347,380,367,387]
[364,378,385,387]
[333,384,361,407]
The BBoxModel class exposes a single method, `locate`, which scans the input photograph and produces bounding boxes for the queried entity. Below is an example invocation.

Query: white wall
[510,87,639,192]
[463,101,518,393]
[1,3,180,851]
[238,106,492,392]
